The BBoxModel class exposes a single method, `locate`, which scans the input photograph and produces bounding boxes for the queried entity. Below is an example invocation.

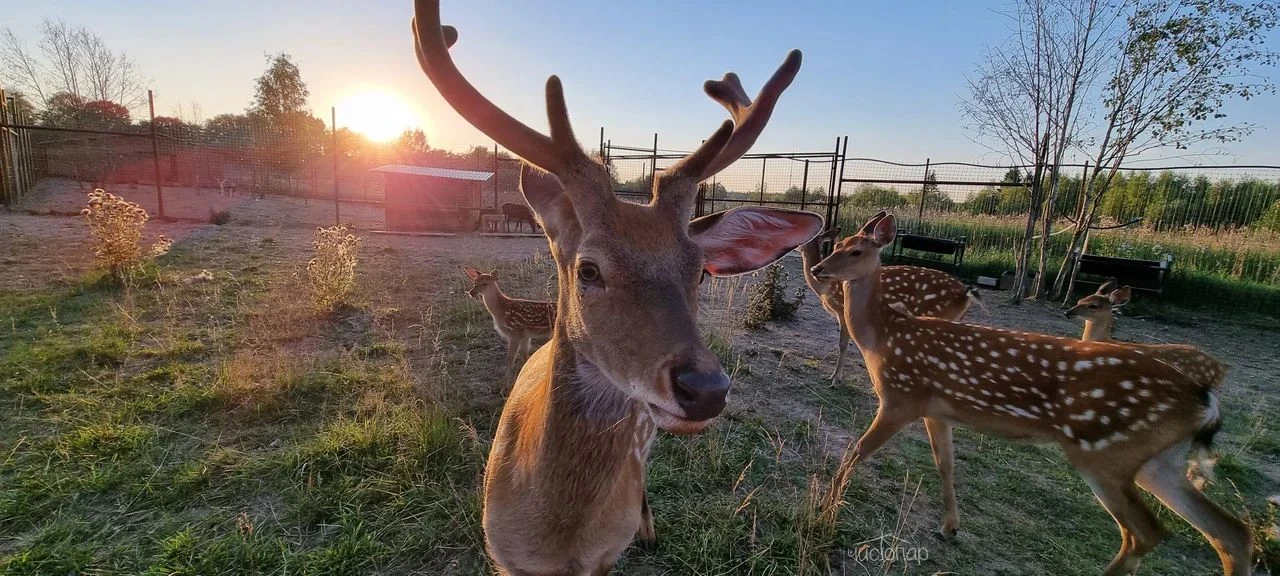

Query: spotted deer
[1065,280,1227,387]
[462,266,554,385]
[410,2,822,573]
[811,212,1251,576]
[799,225,977,384]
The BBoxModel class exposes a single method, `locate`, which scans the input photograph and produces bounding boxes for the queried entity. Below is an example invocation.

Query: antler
[658,50,802,209]
[411,0,586,175]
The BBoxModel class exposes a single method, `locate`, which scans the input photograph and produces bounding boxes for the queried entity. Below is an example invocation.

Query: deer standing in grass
[1066,280,1227,388]
[811,213,1251,576]
[798,226,977,385]
[411,2,822,573]
[462,266,554,385]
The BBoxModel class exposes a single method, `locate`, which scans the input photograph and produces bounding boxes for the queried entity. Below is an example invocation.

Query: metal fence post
[799,159,810,212]
[916,157,930,227]
[332,107,339,226]
[759,157,767,202]
[148,90,165,219]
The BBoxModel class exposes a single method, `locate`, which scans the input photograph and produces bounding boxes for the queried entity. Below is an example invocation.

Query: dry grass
[306,225,361,311]
[79,189,170,277]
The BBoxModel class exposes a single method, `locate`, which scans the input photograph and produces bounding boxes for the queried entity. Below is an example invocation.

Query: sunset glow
[337,90,421,142]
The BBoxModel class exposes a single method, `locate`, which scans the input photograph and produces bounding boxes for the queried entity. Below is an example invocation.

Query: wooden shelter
[372,164,494,232]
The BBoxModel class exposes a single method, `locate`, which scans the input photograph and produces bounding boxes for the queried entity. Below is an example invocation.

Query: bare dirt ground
[3,187,1277,575]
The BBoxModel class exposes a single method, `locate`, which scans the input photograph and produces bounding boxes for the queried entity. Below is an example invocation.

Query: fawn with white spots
[411,2,822,573]
[462,266,554,385]
[812,212,1251,576]
[800,226,977,384]
[1066,279,1227,388]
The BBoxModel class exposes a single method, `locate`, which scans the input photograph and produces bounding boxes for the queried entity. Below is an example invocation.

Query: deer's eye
[578,262,602,284]
[850,250,863,257]
[1088,304,1098,309]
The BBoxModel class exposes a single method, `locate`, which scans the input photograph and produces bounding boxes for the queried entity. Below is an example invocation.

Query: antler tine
[657,50,802,211]
[411,0,584,174]
[695,49,802,181]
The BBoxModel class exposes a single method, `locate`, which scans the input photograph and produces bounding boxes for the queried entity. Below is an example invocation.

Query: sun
[336,90,421,142]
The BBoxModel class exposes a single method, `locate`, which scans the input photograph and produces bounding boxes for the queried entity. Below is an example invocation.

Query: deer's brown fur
[411,2,821,573]
[813,212,1251,576]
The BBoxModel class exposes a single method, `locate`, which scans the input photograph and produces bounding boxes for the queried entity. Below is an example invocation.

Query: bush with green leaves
[742,262,804,329]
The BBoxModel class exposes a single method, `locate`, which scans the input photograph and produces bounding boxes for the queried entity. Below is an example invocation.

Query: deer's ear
[871,214,896,247]
[1110,286,1132,306]
[1097,277,1118,295]
[689,207,824,277]
[462,266,480,280]
[519,163,576,238]
[489,268,500,279]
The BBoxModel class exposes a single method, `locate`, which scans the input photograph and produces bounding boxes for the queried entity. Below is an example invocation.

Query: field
[833,208,1280,317]
[2,187,1279,575]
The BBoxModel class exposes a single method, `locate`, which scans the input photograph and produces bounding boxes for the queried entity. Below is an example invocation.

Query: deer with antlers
[798,227,977,385]
[462,266,554,385]
[1066,279,1227,388]
[410,2,822,573]
[810,212,1251,576]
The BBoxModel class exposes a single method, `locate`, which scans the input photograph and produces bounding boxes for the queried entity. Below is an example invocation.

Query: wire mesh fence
[4,93,1279,316]
[834,157,1280,315]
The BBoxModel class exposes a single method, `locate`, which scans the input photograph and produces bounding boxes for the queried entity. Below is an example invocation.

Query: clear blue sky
[5,0,1279,165]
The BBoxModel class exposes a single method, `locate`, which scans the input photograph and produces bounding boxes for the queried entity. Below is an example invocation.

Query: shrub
[209,208,232,225]
[741,263,804,329]
[307,225,361,311]
[80,189,170,276]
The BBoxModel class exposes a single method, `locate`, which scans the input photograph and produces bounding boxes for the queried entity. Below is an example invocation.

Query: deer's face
[462,267,497,299]
[1065,285,1130,320]
[524,168,822,434]
[810,235,882,282]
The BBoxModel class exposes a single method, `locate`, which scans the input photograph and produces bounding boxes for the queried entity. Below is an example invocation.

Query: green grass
[1,226,1276,575]
[834,209,1280,317]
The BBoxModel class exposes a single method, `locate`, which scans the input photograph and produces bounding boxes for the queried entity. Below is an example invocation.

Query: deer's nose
[670,367,730,422]
[810,264,825,277]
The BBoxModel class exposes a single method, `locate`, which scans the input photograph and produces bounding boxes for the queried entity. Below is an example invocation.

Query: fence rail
[3,110,1278,315]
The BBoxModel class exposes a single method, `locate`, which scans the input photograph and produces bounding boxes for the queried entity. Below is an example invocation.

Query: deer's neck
[478,285,511,316]
[798,240,832,297]
[502,332,649,502]
[1081,318,1113,342]
[842,268,890,353]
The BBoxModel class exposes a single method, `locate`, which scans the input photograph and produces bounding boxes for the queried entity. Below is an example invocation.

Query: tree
[249,53,310,122]
[393,128,430,159]
[0,19,147,111]
[37,91,85,127]
[2,90,36,119]
[961,0,1113,300]
[81,99,130,130]
[1052,0,1279,300]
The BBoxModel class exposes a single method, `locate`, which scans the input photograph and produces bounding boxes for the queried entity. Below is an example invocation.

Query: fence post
[331,107,340,226]
[493,143,499,209]
[148,90,165,219]
[759,157,767,202]
[0,90,12,206]
[799,159,810,211]
[825,137,840,227]
[650,133,658,189]
[916,157,930,228]
[836,135,849,214]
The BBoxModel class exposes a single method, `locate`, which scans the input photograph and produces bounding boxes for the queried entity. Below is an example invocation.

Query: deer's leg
[923,417,960,538]
[504,338,520,385]
[1076,464,1167,576]
[830,320,850,386]
[636,491,656,549]
[850,402,917,466]
[1136,443,1252,576]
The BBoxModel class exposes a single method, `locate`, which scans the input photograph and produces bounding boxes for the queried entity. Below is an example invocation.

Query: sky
[5,0,1280,167]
